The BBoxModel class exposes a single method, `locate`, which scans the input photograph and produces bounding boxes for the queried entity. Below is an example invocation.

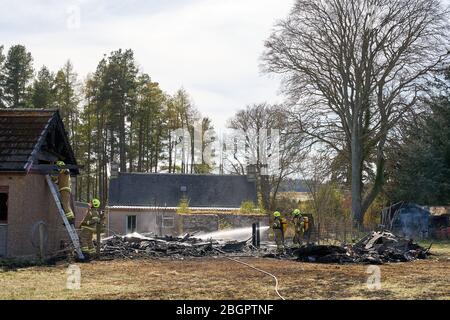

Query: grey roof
[0,109,77,173]
[108,173,258,208]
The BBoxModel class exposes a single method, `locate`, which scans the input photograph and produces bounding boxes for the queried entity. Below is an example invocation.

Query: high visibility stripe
[59,187,71,193]
[81,226,96,232]
[81,247,95,254]
[65,211,74,219]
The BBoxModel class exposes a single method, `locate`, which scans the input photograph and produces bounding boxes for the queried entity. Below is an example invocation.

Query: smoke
[395,207,429,239]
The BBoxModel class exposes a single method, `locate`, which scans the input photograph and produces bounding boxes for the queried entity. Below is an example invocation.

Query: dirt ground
[0,242,449,300]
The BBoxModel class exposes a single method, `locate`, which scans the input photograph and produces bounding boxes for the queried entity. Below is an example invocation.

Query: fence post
[344,219,347,244]
[252,223,257,247]
[256,221,261,248]
[335,223,338,244]
[317,223,321,245]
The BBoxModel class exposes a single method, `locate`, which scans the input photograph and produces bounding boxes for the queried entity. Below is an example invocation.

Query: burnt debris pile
[99,231,430,264]
[100,233,252,259]
[293,231,430,264]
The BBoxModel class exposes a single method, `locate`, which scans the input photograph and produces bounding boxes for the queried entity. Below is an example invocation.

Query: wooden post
[96,211,103,256]
[252,223,257,247]
[335,223,338,245]
[344,218,347,244]
[96,223,101,256]
[317,223,321,245]
[256,221,261,248]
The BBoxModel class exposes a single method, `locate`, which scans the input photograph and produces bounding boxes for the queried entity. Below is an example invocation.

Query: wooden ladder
[45,175,85,260]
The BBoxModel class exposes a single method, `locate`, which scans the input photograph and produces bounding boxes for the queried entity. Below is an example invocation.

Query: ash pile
[293,231,430,264]
[100,233,253,260]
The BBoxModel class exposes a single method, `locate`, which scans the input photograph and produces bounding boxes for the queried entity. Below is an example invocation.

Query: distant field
[0,243,449,300]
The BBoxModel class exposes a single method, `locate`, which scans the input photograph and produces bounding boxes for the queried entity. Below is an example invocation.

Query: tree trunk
[128,118,133,172]
[190,126,195,174]
[168,133,173,173]
[119,112,126,173]
[351,129,364,225]
[155,132,160,172]
[137,119,143,172]
[87,109,92,200]
[361,136,387,215]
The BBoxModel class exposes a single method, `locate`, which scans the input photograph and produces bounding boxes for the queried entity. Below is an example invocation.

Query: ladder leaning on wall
[45,175,85,260]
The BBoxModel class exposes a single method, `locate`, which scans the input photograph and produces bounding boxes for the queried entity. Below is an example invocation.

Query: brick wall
[0,173,68,258]
[74,202,89,229]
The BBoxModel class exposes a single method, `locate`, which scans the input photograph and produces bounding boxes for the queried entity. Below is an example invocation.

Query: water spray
[194,226,270,242]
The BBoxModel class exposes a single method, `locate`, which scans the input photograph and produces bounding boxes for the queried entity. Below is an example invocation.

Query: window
[0,189,8,224]
[126,215,137,234]
[162,215,174,228]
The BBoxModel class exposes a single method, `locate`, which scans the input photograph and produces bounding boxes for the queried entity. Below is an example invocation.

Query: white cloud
[1,0,294,129]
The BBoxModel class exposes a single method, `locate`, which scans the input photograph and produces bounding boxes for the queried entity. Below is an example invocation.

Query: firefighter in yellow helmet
[272,211,286,253]
[80,198,102,256]
[56,161,75,225]
[292,209,305,247]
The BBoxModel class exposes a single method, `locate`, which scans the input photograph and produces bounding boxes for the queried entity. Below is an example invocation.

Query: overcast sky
[0,0,295,130]
[2,0,449,130]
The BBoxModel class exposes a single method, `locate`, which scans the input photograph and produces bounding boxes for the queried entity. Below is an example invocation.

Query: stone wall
[179,213,269,238]
[218,214,269,229]
[178,214,219,234]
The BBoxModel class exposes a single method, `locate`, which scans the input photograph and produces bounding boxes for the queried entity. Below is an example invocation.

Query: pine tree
[98,49,138,173]
[3,45,34,108]
[54,61,80,147]
[171,88,199,173]
[0,46,5,108]
[31,66,55,109]
[134,74,166,173]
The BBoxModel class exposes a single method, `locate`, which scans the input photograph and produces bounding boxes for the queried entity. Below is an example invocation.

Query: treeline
[0,44,214,204]
[386,69,450,205]
[1,36,449,222]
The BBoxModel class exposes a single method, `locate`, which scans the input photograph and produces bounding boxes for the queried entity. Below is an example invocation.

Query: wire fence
[278,217,373,245]
[311,221,370,245]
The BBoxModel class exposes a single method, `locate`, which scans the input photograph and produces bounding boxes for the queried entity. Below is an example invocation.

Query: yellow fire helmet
[273,211,281,218]
[56,161,65,167]
[293,209,301,215]
[91,198,101,208]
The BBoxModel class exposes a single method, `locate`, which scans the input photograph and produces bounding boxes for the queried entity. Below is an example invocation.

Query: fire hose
[215,248,286,300]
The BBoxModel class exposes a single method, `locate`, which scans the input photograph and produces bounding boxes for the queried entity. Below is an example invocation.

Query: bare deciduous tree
[226,103,307,211]
[262,0,450,224]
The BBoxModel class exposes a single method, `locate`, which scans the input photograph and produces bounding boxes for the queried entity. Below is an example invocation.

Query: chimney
[110,162,119,179]
[246,164,256,182]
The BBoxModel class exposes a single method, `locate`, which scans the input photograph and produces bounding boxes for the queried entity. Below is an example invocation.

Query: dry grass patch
[0,244,449,300]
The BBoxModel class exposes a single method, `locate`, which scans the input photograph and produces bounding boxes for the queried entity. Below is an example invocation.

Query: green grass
[418,240,450,255]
